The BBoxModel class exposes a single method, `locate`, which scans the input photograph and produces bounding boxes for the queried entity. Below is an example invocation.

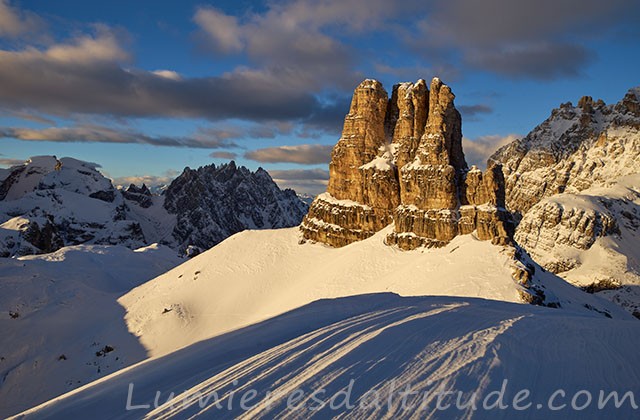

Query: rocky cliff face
[164,162,308,254]
[491,87,640,316]
[122,184,153,208]
[0,157,308,257]
[512,175,640,315]
[306,79,397,247]
[490,88,640,217]
[515,195,621,273]
[301,78,512,249]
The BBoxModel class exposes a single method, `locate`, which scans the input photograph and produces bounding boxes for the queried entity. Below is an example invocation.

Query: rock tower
[300,77,512,249]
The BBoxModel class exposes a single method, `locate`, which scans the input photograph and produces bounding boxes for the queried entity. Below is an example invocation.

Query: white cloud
[193,7,243,53]
[112,170,179,188]
[152,70,182,81]
[43,28,128,63]
[0,0,44,38]
[462,134,520,168]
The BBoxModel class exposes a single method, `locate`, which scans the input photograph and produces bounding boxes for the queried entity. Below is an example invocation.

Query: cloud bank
[268,168,329,196]
[245,144,332,164]
[462,134,520,168]
[0,124,238,149]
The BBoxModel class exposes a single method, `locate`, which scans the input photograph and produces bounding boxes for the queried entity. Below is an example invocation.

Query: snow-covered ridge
[117,226,627,358]
[15,293,640,419]
[0,157,308,257]
[490,88,640,215]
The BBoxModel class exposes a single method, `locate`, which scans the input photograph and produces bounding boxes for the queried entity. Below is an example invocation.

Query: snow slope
[0,244,182,417]
[2,225,630,417]
[14,294,640,419]
[119,226,628,358]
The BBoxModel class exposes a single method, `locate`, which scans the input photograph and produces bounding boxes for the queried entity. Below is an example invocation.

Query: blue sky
[1,0,639,194]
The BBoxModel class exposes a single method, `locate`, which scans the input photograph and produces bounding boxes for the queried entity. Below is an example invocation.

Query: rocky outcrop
[388,162,511,249]
[327,80,391,204]
[387,80,429,170]
[165,162,308,253]
[306,80,398,247]
[490,87,640,217]
[301,78,512,249]
[22,216,64,255]
[122,184,153,208]
[515,197,620,273]
[301,193,383,247]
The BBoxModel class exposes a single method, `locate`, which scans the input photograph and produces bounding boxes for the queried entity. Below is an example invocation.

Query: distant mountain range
[0,157,308,257]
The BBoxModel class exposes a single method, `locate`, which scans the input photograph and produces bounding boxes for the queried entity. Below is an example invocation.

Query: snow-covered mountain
[0,156,150,257]
[491,88,640,316]
[0,157,308,257]
[8,227,639,419]
[491,89,640,216]
[164,161,308,255]
[4,84,640,419]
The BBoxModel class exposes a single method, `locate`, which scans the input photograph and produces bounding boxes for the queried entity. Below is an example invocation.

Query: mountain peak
[163,161,307,253]
[0,156,309,257]
[617,86,640,116]
[301,78,511,249]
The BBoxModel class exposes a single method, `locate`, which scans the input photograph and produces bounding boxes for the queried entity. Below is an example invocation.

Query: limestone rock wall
[327,79,390,204]
[514,196,621,273]
[490,88,640,217]
[300,77,512,249]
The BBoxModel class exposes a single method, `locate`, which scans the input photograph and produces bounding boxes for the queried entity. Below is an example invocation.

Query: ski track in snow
[13,295,640,420]
[2,225,636,418]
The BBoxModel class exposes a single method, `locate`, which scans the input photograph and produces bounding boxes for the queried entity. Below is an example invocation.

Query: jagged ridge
[491,87,640,316]
[0,157,308,257]
[164,161,308,254]
[490,88,640,216]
